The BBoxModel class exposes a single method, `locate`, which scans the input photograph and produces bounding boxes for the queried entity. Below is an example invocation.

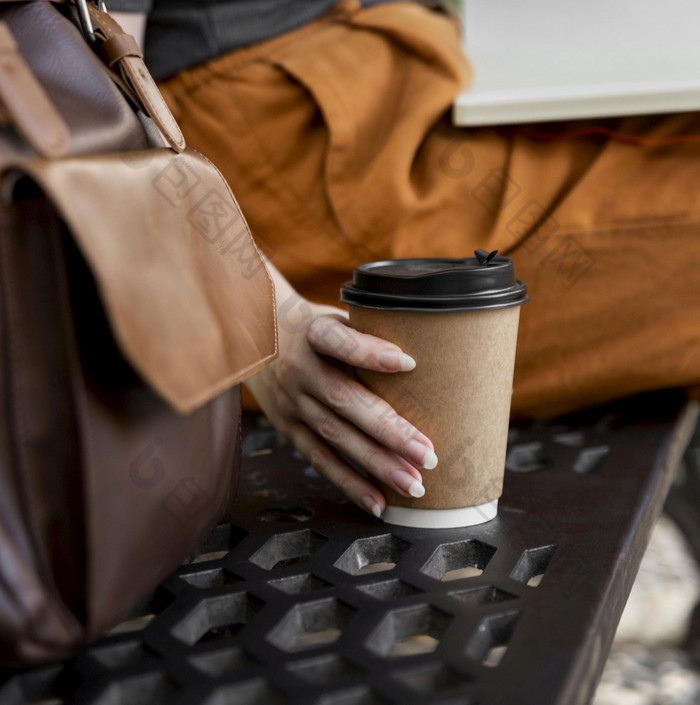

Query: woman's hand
[245,264,437,518]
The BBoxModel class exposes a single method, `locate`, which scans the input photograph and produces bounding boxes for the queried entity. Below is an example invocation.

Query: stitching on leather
[185,146,280,396]
[189,145,280,363]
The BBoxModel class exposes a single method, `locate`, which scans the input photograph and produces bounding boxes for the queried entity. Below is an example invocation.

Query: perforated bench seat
[1,392,697,705]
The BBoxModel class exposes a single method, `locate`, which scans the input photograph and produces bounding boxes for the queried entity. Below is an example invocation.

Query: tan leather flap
[6,148,277,414]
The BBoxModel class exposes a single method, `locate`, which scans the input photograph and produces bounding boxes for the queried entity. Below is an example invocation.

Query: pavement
[594,515,700,705]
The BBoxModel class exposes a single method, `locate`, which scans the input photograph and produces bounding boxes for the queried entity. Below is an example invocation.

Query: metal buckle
[76,0,107,43]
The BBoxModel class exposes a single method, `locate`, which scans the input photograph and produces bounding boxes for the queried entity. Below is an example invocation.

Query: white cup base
[381,500,498,529]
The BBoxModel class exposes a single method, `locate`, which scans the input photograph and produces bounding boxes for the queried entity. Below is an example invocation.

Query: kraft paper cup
[340,250,528,529]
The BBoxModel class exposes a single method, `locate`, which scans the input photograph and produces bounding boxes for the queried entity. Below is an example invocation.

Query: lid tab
[475,248,499,265]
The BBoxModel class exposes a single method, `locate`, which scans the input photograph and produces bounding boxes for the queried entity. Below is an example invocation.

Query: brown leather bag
[0,0,277,666]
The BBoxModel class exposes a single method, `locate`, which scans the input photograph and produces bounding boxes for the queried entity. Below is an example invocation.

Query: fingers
[305,315,438,470]
[297,393,426,500]
[252,302,440,519]
[299,360,438,471]
[307,316,416,373]
[290,424,386,518]
[290,418,428,518]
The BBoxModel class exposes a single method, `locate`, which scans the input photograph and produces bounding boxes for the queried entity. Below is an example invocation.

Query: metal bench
[1,391,697,705]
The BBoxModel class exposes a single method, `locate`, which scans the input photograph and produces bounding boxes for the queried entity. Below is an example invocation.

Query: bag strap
[83,1,186,153]
[0,0,185,154]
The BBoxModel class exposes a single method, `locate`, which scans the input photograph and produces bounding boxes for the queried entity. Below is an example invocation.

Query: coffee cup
[340,249,528,528]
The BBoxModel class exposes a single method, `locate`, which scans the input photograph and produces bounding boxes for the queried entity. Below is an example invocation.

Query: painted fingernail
[408,480,426,498]
[398,353,416,371]
[422,450,438,470]
[390,470,425,498]
[378,350,416,372]
[362,495,382,518]
[407,439,439,469]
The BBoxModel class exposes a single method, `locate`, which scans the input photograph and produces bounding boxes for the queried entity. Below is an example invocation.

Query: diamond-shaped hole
[295,628,342,651]
[266,598,355,652]
[188,647,258,678]
[180,568,242,590]
[449,585,518,606]
[269,573,332,595]
[256,506,314,523]
[572,445,610,474]
[421,540,496,582]
[200,679,284,705]
[392,663,472,695]
[90,641,158,669]
[247,448,274,457]
[107,614,155,635]
[505,442,550,473]
[466,611,521,668]
[192,551,229,564]
[366,605,450,658]
[510,545,557,587]
[444,566,483,580]
[357,562,396,576]
[249,529,327,571]
[334,534,410,576]
[316,688,385,705]
[286,654,361,684]
[91,672,176,705]
[390,634,439,657]
[171,593,263,646]
[188,524,248,565]
[107,588,173,636]
[356,579,421,601]
[552,431,585,448]
[483,645,508,667]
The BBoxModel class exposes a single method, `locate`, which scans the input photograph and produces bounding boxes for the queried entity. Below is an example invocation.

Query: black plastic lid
[340,250,529,312]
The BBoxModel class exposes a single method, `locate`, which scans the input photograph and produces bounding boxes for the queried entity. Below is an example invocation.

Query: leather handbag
[0,0,277,666]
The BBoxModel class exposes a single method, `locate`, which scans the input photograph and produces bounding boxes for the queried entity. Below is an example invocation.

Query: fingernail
[422,450,438,470]
[378,350,416,372]
[408,480,425,498]
[362,495,382,518]
[398,353,416,371]
[407,439,439,469]
[390,470,425,498]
